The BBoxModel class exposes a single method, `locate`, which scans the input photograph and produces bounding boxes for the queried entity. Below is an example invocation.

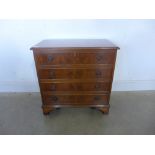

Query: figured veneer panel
[40,82,111,92]
[42,94,109,105]
[34,49,116,65]
[38,68,113,80]
[31,39,119,115]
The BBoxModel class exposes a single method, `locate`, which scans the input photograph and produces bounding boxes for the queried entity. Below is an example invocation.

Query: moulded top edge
[30,39,120,50]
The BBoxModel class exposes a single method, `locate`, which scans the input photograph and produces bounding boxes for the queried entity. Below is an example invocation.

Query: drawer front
[34,49,116,65]
[38,68,113,79]
[76,51,115,64]
[35,52,75,65]
[43,94,109,105]
[40,82,111,92]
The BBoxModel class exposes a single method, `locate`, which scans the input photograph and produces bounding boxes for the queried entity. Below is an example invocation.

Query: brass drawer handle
[49,71,55,78]
[47,55,54,62]
[94,96,101,101]
[96,70,102,77]
[51,96,58,102]
[95,84,101,90]
[50,85,56,91]
[96,55,102,62]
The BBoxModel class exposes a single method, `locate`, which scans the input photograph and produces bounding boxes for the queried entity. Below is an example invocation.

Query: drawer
[34,49,116,65]
[42,93,109,105]
[34,52,74,65]
[76,50,116,64]
[40,82,111,92]
[38,67,113,79]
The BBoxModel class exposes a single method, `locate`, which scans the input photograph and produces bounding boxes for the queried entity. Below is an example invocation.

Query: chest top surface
[30,39,119,50]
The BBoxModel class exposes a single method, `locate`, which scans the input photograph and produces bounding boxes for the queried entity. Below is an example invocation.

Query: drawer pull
[50,85,56,91]
[49,71,55,78]
[47,55,54,62]
[95,84,101,90]
[94,96,101,101]
[96,55,102,62]
[96,70,102,77]
[51,96,58,102]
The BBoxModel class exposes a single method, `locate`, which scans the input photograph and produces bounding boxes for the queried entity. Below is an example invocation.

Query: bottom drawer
[42,93,109,105]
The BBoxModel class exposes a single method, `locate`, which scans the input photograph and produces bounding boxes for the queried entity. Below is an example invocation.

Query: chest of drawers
[30,39,119,115]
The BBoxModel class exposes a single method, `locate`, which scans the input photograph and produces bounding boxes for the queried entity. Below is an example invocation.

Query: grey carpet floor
[0,91,155,135]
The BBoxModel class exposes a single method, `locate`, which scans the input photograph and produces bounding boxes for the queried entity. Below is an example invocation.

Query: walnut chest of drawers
[30,39,119,115]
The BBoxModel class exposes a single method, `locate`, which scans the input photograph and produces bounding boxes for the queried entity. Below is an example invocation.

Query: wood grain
[31,39,119,115]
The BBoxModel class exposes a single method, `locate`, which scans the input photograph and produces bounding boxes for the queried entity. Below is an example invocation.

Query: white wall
[0,20,155,92]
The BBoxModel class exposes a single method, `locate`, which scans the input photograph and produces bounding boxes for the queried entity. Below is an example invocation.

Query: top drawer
[34,49,116,65]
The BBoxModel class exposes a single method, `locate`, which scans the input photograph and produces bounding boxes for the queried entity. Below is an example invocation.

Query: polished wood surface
[40,82,111,92]
[42,94,109,105]
[31,39,119,115]
[38,68,113,79]
[34,49,116,65]
[30,39,119,49]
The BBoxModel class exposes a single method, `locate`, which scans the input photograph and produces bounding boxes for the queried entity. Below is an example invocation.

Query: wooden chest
[30,39,119,115]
